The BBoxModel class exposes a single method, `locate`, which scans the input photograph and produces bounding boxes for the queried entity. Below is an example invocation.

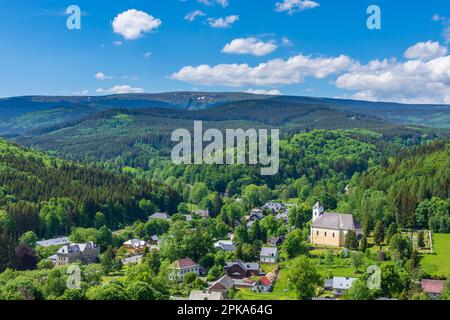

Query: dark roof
[209,275,234,290]
[226,260,259,272]
[312,213,361,230]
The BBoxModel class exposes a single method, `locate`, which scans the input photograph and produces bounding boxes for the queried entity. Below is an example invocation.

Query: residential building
[36,237,70,247]
[214,240,237,252]
[169,258,200,281]
[275,210,289,223]
[55,242,100,267]
[324,277,358,296]
[421,279,445,299]
[149,212,170,221]
[193,209,210,218]
[123,239,150,254]
[225,260,260,279]
[121,254,143,265]
[252,276,273,293]
[268,236,285,247]
[208,275,234,298]
[260,247,278,264]
[188,290,224,301]
[310,201,362,247]
[262,202,286,214]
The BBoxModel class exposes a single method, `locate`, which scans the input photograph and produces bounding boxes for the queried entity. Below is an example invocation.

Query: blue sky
[0,0,449,103]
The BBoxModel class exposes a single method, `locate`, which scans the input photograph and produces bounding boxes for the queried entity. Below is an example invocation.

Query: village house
[252,276,273,293]
[55,242,100,267]
[421,279,445,299]
[169,258,200,281]
[149,212,170,221]
[214,240,237,252]
[225,260,260,279]
[193,209,210,219]
[268,236,285,247]
[208,275,234,298]
[188,290,224,301]
[123,239,151,254]
[310,201,362,247]
[324,277,358,296]
[260,247,278,264]
[275,210,289,223]
[262,202,286,214]
[245,209,263,222]
[121,254,143,265]
[36,236,70,247]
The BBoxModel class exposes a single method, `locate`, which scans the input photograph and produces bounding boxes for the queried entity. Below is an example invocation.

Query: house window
[333,233,335,238]
[325,232,327,237]
[316,231,319,236]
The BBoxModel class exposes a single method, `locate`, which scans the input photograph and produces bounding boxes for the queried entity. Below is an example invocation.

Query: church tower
[312,201,324,222]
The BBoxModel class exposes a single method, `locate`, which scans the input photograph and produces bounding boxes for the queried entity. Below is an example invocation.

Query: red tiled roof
[176,258,198,269]
[260,276,272,286]
[421,279,445,294]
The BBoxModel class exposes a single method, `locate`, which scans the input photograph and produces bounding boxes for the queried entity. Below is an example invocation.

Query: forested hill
[0,139,181,239]
[0,92,449,137]
[348,141,450,232]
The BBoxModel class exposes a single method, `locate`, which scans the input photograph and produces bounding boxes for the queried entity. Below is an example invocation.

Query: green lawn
[421,233,450,277]
[235,264,297,300]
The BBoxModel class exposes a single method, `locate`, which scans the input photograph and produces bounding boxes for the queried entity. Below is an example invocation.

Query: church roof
[312,213,361,230]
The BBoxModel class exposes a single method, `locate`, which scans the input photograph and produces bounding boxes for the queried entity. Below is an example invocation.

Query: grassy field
[421,233,450,277]
[235,265,297,300]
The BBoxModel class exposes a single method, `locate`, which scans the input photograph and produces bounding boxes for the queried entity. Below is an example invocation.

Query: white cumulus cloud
[113,9,162,40]
[95,72,114,80]
[185,10,206,22]
[275,0,319,15]
[207,15,239,28]
[222,38,277,56]
[245,89,283,95]
[404,41,448,61]
[197,0,229,7]
[171,54,355,87]
[336,44,450,104]
[96,85,144,94]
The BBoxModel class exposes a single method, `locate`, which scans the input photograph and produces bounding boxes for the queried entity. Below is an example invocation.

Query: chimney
[312,201,324,222]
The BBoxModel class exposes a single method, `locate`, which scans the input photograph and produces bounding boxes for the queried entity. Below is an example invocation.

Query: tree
[95,226,113,251]
[351,252,364,273]
[359,235,368,253]
[289,256,322,300]
[344,279,373,300]
[86,283,129,300]
[144,249,161,275]
[344,230,358,250]
[385,223,397,244]
[12,244,38,271]
[126,281,155,300]
[207,265,224,281]
[19,231,38,247]
[100,246,122,274]
[190,183,209,205]
[380,262,410,298]
[282,229,307,259]
[61,288,87,300]
[373,220,385,247]
[2,277,44,300]
[389,234,413,261]
[417,231,425,248]
[184,272,197,286]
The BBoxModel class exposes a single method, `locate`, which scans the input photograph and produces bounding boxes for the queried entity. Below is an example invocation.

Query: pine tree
[373,220,385,247]
[417,231,425,248]
[345,230,358,250]
[359,235,368,253]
